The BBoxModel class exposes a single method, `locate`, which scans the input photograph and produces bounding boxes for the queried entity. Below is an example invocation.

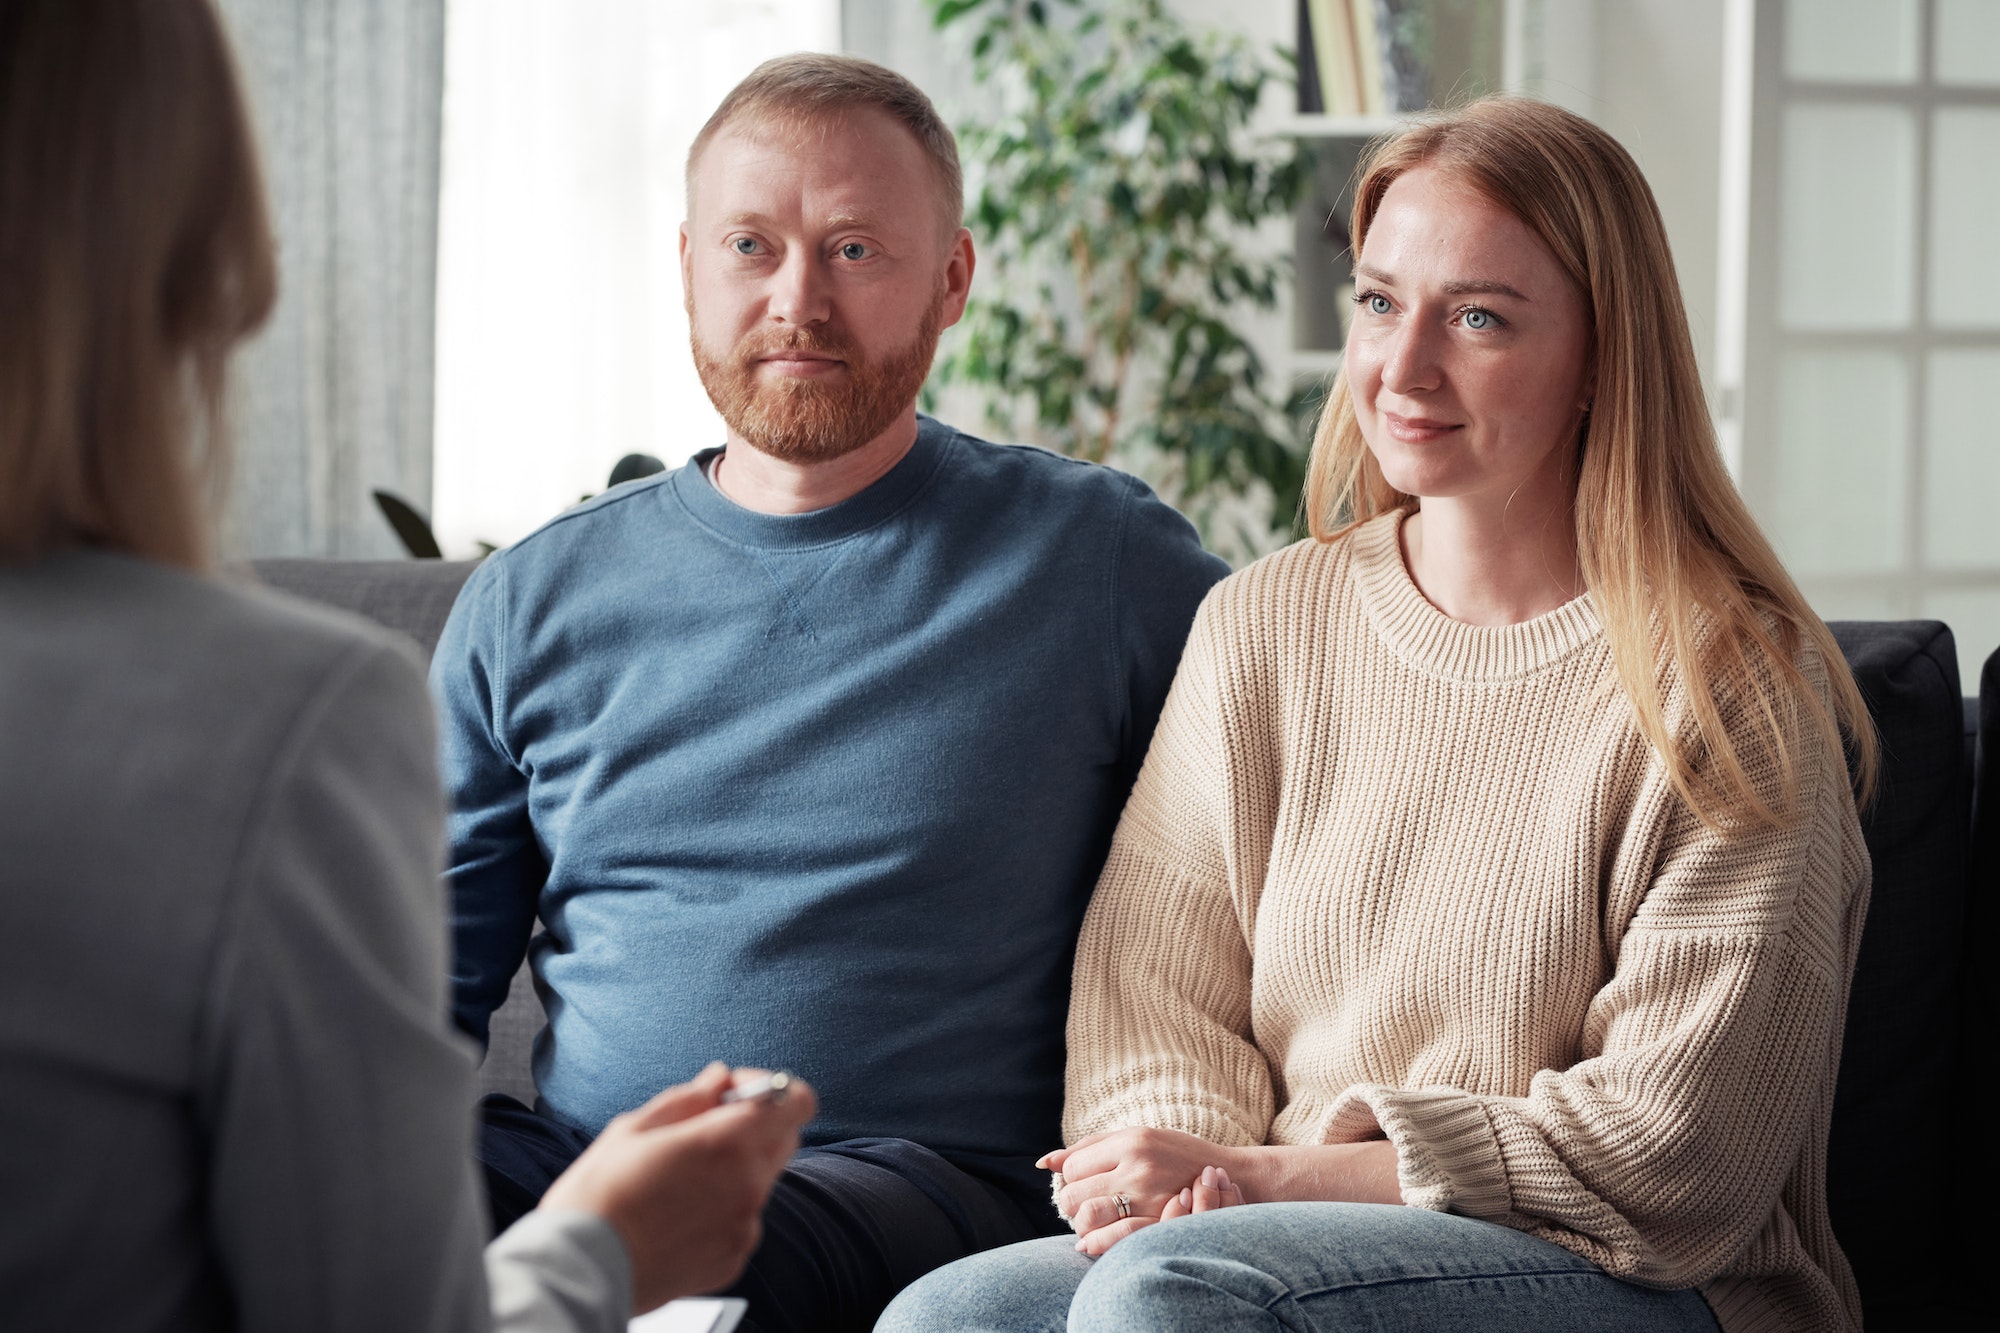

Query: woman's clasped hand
[1042,1127,1402,1256]
[1041,1129,1246,1254]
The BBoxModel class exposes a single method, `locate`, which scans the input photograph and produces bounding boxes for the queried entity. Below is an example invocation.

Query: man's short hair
[685,53,964,239]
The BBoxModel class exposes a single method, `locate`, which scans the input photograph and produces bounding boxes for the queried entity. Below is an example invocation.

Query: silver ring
[1113,1193,1132,1220]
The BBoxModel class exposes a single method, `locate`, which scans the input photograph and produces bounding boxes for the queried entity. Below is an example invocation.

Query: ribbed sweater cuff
[1331,1085,1511,1217]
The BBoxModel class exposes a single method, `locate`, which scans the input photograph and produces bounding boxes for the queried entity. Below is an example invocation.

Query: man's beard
[691,286,946,465]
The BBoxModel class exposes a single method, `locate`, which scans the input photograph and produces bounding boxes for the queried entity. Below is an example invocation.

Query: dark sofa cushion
[1976,643,1999,972]
[1826,621,1969,1325]
[1968,646,2000,1273]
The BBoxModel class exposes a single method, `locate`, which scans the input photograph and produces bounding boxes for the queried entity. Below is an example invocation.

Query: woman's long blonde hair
[0,0,276,570]
[1307,97,1875,830]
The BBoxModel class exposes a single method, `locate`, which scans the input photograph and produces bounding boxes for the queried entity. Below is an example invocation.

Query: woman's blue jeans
[875,1202,1720,1332]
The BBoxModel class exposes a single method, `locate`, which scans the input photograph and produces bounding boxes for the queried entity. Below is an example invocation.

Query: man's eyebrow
[717,210,884,231]
[1354,263,1533,303]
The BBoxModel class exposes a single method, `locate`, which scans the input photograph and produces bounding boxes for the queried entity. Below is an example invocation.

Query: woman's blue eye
[1365,293,1391,315]
[1463,307,1495,330]
[840,242,868,260]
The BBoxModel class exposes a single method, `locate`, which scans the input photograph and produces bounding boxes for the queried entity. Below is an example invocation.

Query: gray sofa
[252,556,1994,1329]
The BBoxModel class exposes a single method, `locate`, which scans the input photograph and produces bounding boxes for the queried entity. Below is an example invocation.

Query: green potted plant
[928,0,1315,558]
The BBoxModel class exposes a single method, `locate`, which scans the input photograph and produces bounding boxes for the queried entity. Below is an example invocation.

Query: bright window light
[432,0,840,556]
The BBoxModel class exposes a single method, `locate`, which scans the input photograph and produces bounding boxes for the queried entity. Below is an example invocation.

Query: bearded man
[432,54,1227,1333]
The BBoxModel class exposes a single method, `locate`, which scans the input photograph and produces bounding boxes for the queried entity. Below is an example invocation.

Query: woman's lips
[1382,411,1460,443]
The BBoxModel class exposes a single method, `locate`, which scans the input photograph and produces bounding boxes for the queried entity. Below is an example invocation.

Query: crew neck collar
[1349,509,1603,682]
[671,416,954,550]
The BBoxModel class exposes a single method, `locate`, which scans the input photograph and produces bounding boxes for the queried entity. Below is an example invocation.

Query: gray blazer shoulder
[0,551,625,1332]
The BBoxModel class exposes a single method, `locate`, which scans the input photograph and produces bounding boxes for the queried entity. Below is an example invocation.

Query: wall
[1534,0,1728,406]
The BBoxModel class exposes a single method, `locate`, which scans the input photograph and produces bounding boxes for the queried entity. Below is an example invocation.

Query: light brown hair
[685,53,964,239]
[0,0,277,571]
[1306,96,1876,830]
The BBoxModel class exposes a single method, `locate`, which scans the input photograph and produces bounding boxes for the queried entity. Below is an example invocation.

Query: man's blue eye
[841,243,867,260]
[1464,308,1494,330]
[732,237,757,255]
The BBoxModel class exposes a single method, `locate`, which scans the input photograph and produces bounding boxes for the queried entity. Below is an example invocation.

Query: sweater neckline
[669,415,953,550]
[1349,509,1603,682]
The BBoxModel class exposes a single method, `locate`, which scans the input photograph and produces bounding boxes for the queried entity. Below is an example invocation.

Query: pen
[719,1070,793,1105]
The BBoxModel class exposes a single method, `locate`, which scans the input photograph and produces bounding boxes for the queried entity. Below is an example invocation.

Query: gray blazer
[0,551,625,1332]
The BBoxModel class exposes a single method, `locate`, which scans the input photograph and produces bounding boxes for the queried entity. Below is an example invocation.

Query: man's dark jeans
[477,1095,1062,1333]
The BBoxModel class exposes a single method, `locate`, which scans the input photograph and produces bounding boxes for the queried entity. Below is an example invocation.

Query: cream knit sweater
[1065,511,1870,1333]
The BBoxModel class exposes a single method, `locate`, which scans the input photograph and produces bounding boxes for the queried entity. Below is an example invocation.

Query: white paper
[629,1297,746,1333]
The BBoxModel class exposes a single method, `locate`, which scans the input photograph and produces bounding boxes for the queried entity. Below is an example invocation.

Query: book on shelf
[1297,0,1427,119]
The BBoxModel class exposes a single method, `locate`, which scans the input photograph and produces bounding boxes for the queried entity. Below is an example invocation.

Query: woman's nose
[1377,318,1442,395]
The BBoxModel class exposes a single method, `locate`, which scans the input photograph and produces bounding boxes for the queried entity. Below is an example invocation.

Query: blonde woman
[880,97,1874,1333]
[0,2,810,1328]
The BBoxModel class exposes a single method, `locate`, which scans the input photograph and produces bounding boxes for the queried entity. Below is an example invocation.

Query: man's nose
[768,249,831,326]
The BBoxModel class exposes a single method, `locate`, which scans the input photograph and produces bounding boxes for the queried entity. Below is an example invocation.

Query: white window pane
[1770,349,1907,576]
[1779,105,1916,330]
[1785,0,1919,83]
[1918,588,2000,690]
[1930,110,2000,329]
[1937,0,2000,87]
[1924,350,2000,569]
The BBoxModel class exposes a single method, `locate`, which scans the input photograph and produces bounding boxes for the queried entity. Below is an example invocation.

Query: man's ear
[679,222,694,308]
[940,226,976,329]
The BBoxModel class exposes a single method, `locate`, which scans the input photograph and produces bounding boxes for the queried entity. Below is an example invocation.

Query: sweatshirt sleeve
[1328,655,1872,1289]
[430,557,546,1046]
[1064,594,1279,1149]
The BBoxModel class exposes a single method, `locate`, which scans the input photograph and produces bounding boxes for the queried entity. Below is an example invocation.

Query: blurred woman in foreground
[0,2,811,1328]
[882,97,1874,1333]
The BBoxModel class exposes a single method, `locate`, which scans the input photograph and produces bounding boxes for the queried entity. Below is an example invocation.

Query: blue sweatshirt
[434,416,1227,1174]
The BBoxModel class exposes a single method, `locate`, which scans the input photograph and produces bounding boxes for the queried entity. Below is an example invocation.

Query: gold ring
[1113,1193,1132,1220]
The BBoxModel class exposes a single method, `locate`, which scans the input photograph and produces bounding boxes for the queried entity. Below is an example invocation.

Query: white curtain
[432,0,841,557]
[216,0,447,559]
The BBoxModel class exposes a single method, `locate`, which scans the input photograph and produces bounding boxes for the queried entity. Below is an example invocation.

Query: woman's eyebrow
[1441,278,1532,301]
[1354,263,1532,303]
